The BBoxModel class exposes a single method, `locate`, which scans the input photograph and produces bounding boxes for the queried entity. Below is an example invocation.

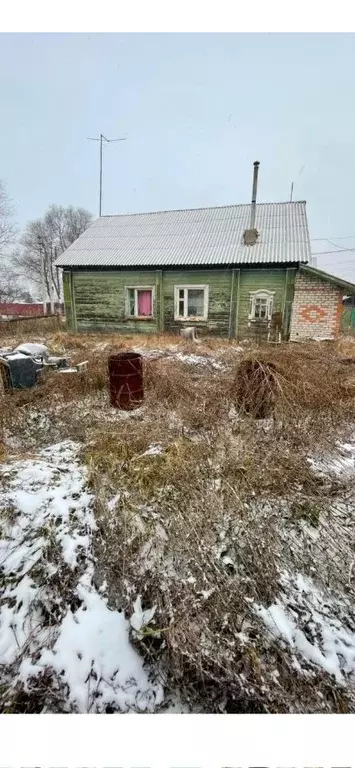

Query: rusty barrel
[108,352,144,410]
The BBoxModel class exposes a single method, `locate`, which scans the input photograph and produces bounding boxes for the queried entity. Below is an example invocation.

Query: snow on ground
[0,441,163,713]
[173,352,225,370]
[253,436,355,688]
[254,571,355,685]
[132,346,227,369]
[308,436,355,478]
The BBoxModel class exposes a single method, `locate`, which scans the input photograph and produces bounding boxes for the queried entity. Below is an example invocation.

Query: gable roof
[300,264,355,294]
[55,201,310,269]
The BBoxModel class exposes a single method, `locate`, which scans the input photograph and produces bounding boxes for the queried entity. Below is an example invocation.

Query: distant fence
[0,314,64,338]
[0,302,64,318]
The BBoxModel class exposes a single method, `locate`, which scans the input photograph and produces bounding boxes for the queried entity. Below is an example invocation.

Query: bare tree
[11,205,92,302]
[0,266,30,304]
[0,179,16,257]
[0,178,24,304]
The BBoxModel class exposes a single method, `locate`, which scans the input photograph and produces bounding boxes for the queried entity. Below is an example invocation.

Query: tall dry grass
[2,330,355,711]
[0,315,63,340]
[81,341,355,712]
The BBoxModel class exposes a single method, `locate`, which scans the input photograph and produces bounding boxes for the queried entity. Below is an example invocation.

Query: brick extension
[289,271,343,341]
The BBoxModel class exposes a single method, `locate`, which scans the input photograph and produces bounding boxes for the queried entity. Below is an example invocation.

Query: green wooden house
[56,166,355,341]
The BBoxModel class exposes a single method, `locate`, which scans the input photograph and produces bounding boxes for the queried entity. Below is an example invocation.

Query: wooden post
[156,270,164,332]
[229,268,240,340]
[282,267,297,341]
[70,272,77,332]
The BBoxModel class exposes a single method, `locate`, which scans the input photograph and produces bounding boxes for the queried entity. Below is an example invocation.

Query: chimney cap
[253,160,260,166]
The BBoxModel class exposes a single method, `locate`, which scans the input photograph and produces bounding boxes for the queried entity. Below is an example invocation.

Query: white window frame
[174,284,209,322]
[125,286,155,319]
[248,289,275,322]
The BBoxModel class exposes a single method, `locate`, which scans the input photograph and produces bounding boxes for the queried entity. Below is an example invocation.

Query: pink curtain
[137,290,152,316]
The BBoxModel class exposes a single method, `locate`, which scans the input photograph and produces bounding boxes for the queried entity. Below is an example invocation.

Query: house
[55,163,355,341]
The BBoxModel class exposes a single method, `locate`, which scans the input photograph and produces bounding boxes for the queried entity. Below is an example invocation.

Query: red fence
[0,302,64,317]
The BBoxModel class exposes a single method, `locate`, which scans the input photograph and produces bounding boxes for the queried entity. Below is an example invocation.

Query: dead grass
[1,329,355,712]
[0,315,63,339]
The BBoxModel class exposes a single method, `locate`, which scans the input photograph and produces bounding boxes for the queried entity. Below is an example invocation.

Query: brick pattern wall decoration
[289,271,343,340]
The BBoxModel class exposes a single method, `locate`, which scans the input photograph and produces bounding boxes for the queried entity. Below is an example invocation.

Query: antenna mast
[87,133,126,216]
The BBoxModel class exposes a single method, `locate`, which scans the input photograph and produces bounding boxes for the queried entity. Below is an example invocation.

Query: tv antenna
[290,164,305,202]
[87,133,127,216]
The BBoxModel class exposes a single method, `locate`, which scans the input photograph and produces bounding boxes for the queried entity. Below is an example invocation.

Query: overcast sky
[1,32,355,279]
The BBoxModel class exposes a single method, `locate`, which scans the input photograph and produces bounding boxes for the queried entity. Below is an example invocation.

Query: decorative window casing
[248,290,274,321]
[174,285,209,321]
[125,286,155,319]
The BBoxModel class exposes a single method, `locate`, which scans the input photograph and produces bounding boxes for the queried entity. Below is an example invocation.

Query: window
[249,290,274,321]
[174,285,209,321]
[126,287,154,318]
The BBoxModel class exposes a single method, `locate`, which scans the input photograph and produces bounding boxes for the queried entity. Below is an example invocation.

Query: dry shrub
[234,360,277,418]
[145,357,234,431]
[89,442,353,713]
[80,338,355,712]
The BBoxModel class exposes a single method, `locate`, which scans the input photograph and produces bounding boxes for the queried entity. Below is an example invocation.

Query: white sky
[1,33,355,279]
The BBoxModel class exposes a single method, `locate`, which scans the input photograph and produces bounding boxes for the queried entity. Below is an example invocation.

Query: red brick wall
[290,271,343,341]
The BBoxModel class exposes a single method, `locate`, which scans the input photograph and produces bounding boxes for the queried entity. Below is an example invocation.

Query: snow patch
[130,595,156,633]
[132,346,225,370]
[308,439,355,478]
[254,572,355,684]
[174,352,224,369]
[0,441,163,712]
[140,444,164,457]
[14,343,49,359]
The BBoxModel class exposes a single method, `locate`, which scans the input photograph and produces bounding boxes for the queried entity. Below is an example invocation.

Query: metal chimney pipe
[250,161,260,230]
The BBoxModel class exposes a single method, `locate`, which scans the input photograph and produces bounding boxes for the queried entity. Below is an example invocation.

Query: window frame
[174,284,209,322]
[248,289,275,322]
[125,286,155,320]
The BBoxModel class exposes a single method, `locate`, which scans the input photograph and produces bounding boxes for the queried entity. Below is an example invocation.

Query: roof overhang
[300,264,355,294]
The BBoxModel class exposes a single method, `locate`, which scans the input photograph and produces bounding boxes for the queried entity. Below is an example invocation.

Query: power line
[324,239,352,251]
[311,235,355,242]
[312,248,355,256]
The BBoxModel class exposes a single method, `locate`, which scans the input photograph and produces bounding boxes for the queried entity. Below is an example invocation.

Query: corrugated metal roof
[300,265,355,293]
[55,201,310,268]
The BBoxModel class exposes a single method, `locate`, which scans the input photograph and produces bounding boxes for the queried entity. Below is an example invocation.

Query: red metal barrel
[108,352,144,410]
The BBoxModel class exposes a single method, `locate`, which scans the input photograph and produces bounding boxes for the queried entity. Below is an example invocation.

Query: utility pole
[50,246,54,315]
[40,247,47,315]
[87,133,126,216]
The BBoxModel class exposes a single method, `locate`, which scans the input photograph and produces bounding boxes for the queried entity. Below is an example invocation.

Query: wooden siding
[63,266,294,339]
[237,268,289,340]
[62,271,74,330]
[72,271,158,334]
[162,269,233,337]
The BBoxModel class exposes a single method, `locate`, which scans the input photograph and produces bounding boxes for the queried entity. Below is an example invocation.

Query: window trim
[174,284,209,322]
[125,286,155,320]
[248,289,275,322]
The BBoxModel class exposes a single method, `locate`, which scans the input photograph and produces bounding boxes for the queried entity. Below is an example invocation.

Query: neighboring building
[55,163,355,341]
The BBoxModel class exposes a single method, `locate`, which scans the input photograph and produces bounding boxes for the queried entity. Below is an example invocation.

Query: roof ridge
[99,200,307,219]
